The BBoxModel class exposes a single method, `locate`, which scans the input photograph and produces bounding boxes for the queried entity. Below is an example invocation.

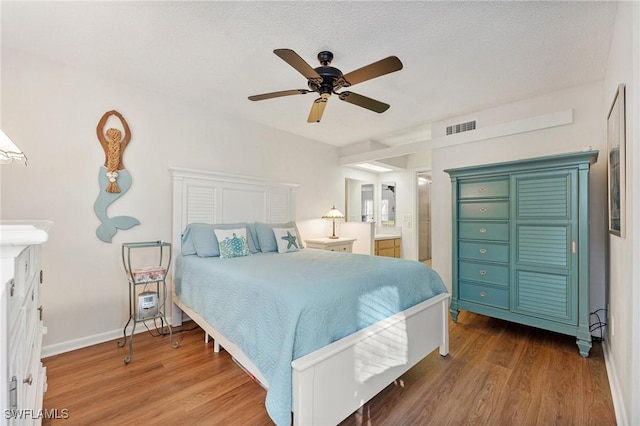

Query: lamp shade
[0,129,27,164]
[322,206,344,219]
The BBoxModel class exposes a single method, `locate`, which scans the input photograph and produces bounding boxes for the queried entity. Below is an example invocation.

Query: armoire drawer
[459,200,509,220]
[459,178,509,199]
[458,222,509,241]
[459,281,509,309]
[459,241,509,263]
[459,260,509,286]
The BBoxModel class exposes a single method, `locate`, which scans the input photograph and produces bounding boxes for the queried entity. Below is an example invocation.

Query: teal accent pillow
[273,227,300,253]
[181,223,259,256]
[214,228,251,258]
[255,222,303,252]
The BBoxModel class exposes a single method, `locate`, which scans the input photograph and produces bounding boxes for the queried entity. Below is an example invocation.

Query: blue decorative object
[280,231,298,250]
[94,110,139,243]
[214,228,251,258]
[273,227,301,253]
[94,166,140,243]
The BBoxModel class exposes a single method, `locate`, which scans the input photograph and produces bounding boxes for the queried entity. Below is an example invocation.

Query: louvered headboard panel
[170,167,299,255]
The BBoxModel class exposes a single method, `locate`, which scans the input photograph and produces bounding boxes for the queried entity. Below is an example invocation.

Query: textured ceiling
[1,1,617,148]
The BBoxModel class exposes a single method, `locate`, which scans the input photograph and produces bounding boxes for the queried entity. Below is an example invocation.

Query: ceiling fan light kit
[248,49,403,123]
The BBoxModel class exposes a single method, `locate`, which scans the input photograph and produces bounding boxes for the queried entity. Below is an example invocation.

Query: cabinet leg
[576,338,592,357]
[450,308,459,322]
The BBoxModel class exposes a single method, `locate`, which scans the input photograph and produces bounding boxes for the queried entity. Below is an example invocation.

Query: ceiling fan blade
[274,49,322,83]
[307,98,327,123]
[338,91,390,113]
[342,56,403,87]
[248,89,311,101]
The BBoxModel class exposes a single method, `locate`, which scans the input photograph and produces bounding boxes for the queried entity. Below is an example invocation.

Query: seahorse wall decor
[93,110,140,243]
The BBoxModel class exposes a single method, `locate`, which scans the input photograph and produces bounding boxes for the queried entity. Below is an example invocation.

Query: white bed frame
[170,167,450,425]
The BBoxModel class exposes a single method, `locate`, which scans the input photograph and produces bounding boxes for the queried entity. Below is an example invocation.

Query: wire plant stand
[118,241,179,364]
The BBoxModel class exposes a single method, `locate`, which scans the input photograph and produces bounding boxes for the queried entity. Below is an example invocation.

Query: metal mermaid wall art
[94,110,140,242]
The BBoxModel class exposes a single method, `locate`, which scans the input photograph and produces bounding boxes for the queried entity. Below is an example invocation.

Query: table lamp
[322,206,344,239]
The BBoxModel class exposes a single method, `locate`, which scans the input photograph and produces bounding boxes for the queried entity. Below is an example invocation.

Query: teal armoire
[445,150,598,357]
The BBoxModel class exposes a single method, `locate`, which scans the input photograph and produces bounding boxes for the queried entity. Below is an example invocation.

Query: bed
[170,167,450,425]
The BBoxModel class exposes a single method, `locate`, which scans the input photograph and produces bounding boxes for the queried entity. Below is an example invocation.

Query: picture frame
[607,83,626,237]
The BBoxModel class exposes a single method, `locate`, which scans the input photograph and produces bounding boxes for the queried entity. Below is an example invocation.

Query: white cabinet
[304,237,356,253]
[1,221,50,425]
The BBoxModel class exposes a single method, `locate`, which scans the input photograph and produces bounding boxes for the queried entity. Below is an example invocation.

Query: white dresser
[1,221,51,425]
[304,237,356,253]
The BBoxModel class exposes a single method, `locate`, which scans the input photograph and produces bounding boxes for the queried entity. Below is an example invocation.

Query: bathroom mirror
[380,181,396,226]
[345,178,375,222]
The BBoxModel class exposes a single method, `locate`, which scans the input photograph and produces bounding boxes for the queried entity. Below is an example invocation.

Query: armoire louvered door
[512,170,578,324]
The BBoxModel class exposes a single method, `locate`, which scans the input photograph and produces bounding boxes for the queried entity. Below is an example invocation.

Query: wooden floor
[42,312,616,425]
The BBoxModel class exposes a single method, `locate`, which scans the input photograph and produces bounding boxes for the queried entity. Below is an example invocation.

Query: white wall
[0,48,348,354]
[430,81,607,312]
[602,2,640,424]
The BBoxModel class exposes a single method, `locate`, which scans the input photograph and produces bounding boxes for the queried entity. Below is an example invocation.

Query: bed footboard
[174,290,449,426]
[291,292,450,426]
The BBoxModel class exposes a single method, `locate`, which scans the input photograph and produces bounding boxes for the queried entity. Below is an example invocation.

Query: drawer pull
[38,306,44,321]
[23,374,33,386]
[479,186,487,192]
[479,248,487,254]
[479,270,487,275]
[479,228,487,233]
[479,291,487,297]
[479,207,487,212]
[10,279,15,297]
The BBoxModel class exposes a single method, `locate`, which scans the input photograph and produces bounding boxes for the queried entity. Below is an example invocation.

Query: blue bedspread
[175,249,447,426]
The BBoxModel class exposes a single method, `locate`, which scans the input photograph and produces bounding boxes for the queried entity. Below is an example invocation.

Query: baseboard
[42,315,175,358]
[603,337,627,425]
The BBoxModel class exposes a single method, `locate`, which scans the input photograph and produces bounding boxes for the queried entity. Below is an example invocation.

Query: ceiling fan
[248,49,403,123]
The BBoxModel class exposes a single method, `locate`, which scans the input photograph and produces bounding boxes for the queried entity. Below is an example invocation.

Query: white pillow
[273,227,301,253]
[214,228,251,258]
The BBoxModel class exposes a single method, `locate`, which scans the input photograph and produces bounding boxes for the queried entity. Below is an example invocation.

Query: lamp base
[328,219,339,239]
[328,235,339,239]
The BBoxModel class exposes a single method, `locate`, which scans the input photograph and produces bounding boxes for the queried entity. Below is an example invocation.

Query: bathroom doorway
[417,172,432,265]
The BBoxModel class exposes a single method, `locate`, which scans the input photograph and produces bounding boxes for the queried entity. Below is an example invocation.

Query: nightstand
[305,237,356,253]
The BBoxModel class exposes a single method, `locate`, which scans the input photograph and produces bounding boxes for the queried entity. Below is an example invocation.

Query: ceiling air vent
[446,120,476,135]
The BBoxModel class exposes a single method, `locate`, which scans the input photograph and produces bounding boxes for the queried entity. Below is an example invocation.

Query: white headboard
[170,167,299,255]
